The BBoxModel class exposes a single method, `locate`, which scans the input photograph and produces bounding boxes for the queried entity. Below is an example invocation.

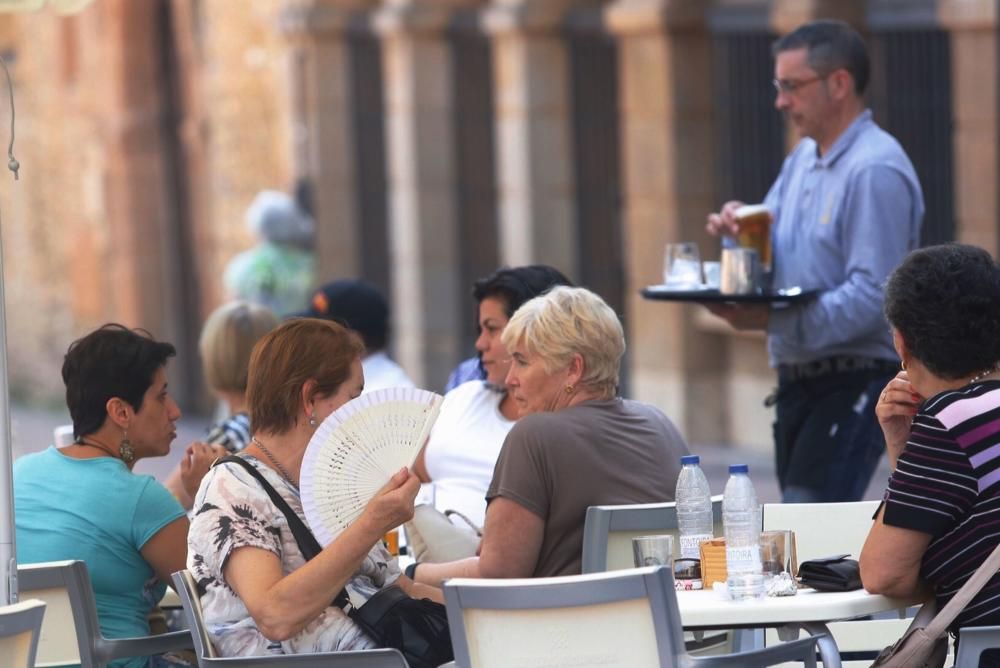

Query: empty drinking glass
[759,529,797,579]
[632,534,675,569]
[663,242,702,288]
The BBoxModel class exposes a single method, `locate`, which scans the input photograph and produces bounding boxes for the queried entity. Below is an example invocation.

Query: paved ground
[8,402,892,503]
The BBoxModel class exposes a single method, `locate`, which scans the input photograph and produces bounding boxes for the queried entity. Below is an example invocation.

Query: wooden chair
[0,598,46,667]
[18,560,191,668]
[444,565,817,667]
[171,569,408,666]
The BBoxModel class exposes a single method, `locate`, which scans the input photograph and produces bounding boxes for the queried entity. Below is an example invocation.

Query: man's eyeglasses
[772,74,827,95]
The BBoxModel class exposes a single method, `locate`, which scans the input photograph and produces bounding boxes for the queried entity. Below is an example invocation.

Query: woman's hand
[361,467,420,538]
[875,371,922,468]
[180,441,228,500]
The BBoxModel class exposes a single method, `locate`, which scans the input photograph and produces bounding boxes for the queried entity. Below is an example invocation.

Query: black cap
[300,279,388,351]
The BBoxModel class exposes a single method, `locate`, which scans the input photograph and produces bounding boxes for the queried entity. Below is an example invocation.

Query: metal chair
[18,560,192,667]
[581,497,730,654]
[444,565,817,667]
[171,569,409,666]
[761,501,927,668]
[581,496,723,573]
[0,598,46,667]
[955,625,1000,667]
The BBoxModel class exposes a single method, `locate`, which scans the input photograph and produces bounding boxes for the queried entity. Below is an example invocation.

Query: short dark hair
[300,279,389,352]
[62,324,176,440]
[247,318,365,434]
[472,265,573,318]
[884,244,1000,380]
[772,20,870,95]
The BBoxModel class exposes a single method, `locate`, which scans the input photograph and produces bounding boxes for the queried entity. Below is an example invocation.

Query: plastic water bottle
[723,464,764,599]
[675,455,714,561]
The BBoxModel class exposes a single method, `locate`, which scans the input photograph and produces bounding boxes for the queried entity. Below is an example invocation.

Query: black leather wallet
[797,554,862,592]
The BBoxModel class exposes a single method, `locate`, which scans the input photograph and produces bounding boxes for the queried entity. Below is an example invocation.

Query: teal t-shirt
[14,447,185,668]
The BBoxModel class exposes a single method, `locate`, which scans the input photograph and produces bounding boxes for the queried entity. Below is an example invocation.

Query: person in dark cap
[301,279,415,393]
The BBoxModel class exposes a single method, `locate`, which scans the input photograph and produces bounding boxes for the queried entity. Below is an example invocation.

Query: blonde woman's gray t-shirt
[486,398,689,577]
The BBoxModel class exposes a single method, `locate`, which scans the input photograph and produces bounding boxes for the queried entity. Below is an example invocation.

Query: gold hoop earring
[119,429,135,465]
[564,385,574,394]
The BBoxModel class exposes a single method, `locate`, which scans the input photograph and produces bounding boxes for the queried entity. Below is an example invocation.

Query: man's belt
[777,356,900,383]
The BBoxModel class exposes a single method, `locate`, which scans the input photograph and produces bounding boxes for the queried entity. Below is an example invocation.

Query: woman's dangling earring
[119,429,135,465]
[309,412,317,427]
[900,360,907,371]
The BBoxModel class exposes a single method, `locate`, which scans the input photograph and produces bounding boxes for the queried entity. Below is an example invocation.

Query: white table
[676,588,920,667]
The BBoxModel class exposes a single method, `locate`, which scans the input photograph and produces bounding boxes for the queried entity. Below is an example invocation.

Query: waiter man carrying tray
[705,19,924,502]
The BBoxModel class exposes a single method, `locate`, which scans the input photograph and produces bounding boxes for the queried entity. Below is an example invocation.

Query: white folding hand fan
[300,386,443,546]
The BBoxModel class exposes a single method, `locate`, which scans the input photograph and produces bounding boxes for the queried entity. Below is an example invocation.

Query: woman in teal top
[14,324,216,668]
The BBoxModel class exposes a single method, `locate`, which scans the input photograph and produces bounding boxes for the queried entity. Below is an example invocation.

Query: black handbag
[217,456,454,668]
[797,553,863,592]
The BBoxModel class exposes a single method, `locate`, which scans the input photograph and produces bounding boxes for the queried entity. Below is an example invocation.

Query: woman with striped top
[860,244,1000,645]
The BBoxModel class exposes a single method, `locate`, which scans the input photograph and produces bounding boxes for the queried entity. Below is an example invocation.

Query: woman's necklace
[250,436,297,488]
[970,365,1000,384]
[76,437,119,460]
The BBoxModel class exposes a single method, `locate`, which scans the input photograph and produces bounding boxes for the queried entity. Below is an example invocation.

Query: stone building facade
[0,0,994,453]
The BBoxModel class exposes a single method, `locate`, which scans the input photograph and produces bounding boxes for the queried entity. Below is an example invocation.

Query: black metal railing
[451,18,500,350]
[347,22,392,299]
[868,28,955,246]
[711,31,785,205]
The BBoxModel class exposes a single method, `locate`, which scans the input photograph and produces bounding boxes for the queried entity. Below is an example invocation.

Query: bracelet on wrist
[405,562,419,580]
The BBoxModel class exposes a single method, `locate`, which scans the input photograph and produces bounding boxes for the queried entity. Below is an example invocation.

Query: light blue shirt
[764,110,924,366]
[15,447,185,668]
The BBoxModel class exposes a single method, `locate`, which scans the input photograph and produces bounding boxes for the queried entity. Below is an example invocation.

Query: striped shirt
[204,412,251,454]
[883,380,1000,630]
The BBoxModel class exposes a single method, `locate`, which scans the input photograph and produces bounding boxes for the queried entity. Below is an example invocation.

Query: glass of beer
[733,204,772,271]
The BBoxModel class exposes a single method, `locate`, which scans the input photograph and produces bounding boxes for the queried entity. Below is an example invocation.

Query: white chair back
[17,562,83,666]
[762,500,879,562]
[19,559,192,667]
[444,566,819,668]
[0,598,46,668]
[761,501,924,668]
[582,496,723,573]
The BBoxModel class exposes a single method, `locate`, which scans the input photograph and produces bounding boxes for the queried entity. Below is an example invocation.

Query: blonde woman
[165,301,278,508]
[412,286,689,583]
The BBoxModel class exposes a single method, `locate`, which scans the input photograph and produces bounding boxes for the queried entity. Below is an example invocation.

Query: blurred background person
[187,318,440,657]
[299,278,414,393]
[164,301,279,508]
[861,245,1000,652]
[413,286,689,583]
[224,190,316,318]
[408,265,571,562]
[15,325,208,668]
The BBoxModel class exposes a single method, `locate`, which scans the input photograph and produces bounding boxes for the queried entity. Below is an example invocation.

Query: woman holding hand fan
[187,318,442,658]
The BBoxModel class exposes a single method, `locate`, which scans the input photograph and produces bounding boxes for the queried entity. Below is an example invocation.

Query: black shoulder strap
[214,455,351,610]
[215,455,323,560]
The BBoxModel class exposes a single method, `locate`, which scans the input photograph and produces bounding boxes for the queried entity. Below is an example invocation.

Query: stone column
[938,0,998,252]
[608,0,726,443]
[280,0,379,282]
[768,0,865,33]
[101,1,185,344]
[483,0,599,276]
[374,0,480,389]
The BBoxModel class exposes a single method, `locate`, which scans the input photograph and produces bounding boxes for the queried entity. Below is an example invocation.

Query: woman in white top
[413,265,571,529]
